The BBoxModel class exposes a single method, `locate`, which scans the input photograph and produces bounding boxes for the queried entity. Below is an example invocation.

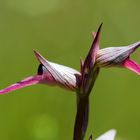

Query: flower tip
[98,23,103,32]
[94,23,102,43]
[100,22,103,27]
[33,49,39,58]
[33,49,45,64]
[92,23,103,39]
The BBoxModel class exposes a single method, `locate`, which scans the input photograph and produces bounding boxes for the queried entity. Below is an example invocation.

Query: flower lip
[0,75,42,94]
[122,58,140,75]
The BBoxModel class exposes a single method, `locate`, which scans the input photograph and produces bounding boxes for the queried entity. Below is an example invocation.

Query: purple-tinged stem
[73,96,89,140]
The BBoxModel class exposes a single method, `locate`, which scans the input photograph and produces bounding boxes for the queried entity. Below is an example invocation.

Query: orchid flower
[0,24,139,140]
[89,129,117,140]
[0,51,81,94]
[96,39,140,75]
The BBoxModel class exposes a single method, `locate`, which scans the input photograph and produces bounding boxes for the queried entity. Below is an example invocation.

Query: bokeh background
[0,0,140,140]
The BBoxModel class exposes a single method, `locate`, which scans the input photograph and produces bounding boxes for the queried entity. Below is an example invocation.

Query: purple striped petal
[34,50,81,90]
[96,41,140,75]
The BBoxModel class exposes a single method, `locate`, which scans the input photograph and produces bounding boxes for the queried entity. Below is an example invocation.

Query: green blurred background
[0,0,140,140]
